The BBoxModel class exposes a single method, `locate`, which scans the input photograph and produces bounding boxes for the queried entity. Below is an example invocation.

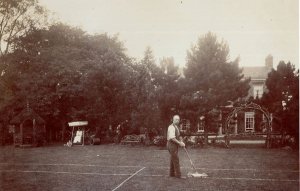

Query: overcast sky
[40,0,298,68]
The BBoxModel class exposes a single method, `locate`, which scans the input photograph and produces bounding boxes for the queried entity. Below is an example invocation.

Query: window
[180,119,190,132]
[245,112,255,132]
[253,84,264,98]
[197,121,204,133]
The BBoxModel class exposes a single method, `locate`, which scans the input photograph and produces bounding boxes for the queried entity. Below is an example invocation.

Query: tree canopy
[0,23,134,139]
[0,0,47,81]
[180,32,250,128]
[0,26,255,141]
[261,61,299,137]
[5,4,296,143]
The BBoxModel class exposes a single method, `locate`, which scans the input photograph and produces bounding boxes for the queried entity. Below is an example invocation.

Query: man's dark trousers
[167,141,181,177]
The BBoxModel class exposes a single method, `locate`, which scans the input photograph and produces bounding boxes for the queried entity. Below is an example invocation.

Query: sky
[39,0,299,68]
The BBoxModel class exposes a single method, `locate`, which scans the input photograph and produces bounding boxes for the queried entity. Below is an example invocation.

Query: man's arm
[170,137,185,147]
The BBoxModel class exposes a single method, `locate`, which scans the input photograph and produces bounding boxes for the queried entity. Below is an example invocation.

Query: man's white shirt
[167,124,177,141]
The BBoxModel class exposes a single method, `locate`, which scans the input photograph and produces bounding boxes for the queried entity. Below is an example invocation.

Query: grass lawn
[0,144,299,191]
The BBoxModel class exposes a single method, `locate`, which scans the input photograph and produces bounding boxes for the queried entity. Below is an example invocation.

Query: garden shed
[10,106,46,147]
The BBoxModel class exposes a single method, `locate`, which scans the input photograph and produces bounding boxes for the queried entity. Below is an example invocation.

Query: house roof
[242,66,271,80]
[10,107,45,125]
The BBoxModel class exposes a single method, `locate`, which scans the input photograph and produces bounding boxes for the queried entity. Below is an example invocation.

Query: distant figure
[115,120,129,143]
[107,125,115,142]
[116,125,122,143]
[167,115,185,178]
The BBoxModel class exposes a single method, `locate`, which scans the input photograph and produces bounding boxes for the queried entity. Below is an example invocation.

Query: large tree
[129,47,162,134]
[261,61,299,139]
[0,24,91,140]
[81,34,133,129]
[0,23,133,141]
[157,57,181,129]
[0,0,47,118]
[0,0,47,77]
[182,32,250,129]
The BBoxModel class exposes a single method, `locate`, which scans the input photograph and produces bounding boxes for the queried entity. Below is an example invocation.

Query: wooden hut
[10,106,46,147]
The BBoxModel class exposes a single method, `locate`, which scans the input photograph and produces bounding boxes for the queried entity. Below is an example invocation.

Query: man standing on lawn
[167,115,185,178]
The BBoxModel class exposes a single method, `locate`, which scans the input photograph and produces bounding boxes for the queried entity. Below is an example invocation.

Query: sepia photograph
[0,0,299,190]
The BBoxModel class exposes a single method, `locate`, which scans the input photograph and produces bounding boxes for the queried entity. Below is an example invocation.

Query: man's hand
[179,141,185,147]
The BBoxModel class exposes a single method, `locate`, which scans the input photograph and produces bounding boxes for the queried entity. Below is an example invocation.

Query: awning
[68,121,88,127]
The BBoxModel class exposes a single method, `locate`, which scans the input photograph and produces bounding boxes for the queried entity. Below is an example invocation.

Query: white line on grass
[208,177,299,182]
[138,175,299,182]
[111,167,145,191]
[1,163,298,173]
[140,175,299,182]
[154,166,299,173]
[0,163,142,168]
[1,170,132,176]
[1,170,298,182]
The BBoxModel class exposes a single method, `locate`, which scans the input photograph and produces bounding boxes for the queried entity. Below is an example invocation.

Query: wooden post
[43,124,46,145]
[61,120,66,142]
[218,124,222,135]
[71,126,74,144]
[20,123,23,145]
[33,119,36,145]
[224,120,230,148]
[233,113,238,135]
[204,116,208,145]
[82,128,85,146]
[266,120,272,148]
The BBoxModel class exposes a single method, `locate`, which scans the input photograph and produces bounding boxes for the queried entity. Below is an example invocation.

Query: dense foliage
[261,62,299,140]
[4,0,298,145]
[180,32,250,130]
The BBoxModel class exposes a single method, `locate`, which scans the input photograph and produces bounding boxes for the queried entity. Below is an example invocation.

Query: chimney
[265,55,273,69]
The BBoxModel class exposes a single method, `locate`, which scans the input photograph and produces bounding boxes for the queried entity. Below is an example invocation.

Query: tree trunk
[61,120,67,142]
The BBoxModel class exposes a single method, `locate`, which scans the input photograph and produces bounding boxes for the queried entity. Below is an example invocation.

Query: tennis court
[0,144,298,191]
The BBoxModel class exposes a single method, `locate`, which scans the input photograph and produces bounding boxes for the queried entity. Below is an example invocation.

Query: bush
[183,136,204,147]
[153,136,166,147]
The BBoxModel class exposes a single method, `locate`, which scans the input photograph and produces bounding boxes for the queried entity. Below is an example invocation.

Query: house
[212,55,274,135]
[243,55,273,99]
[178,55,274,135]
[232,55,273,134]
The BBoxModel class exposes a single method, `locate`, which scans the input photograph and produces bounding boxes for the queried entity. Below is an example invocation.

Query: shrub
[153,136,166,147]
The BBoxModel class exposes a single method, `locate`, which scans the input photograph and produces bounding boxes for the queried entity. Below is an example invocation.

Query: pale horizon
[40,0,299,68]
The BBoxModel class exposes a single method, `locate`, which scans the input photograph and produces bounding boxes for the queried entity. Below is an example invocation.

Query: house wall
[235,110,269,134]
[237,112,245,133]
[247,79,267,98]
[236,55,273,134]
[222,111,271,134]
